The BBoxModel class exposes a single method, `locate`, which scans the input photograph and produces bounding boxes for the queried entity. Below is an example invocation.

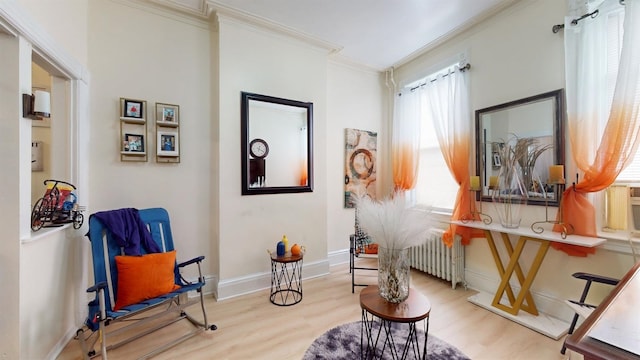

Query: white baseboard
[467,291,570,340]
[216,258,330,301]
[464,268,574,322]
[328,248,350,267]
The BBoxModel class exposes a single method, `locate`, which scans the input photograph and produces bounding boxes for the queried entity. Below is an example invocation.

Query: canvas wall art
[344,128,377,208]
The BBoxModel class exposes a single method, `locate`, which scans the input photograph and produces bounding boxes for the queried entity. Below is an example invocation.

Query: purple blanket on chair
[91,208,161,255]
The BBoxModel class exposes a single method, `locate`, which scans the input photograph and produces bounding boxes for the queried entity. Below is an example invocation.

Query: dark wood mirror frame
[475,89,565,207]
[241,92,314,195]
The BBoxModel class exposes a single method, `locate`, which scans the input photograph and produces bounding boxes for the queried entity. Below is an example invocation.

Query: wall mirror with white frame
[475,89,566,207]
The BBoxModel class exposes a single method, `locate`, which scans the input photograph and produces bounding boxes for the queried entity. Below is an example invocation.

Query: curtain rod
[553,0,625,33]
[407,63,471,92]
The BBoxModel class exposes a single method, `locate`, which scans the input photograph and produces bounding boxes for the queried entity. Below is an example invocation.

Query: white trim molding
[213,5,342,56]
[216,258,330,301]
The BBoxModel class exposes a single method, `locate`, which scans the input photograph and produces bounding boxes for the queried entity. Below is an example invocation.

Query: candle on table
[470,176,480,191]
[549,165,564,184]
[489,176,498,189]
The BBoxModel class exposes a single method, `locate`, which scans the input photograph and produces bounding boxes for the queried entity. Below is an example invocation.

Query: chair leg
[561,313,581,354]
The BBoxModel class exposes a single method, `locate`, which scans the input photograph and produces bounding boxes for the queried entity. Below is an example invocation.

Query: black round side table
[269,252,303,306]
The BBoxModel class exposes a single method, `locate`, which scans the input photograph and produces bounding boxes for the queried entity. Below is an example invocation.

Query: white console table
[453,220,606,339]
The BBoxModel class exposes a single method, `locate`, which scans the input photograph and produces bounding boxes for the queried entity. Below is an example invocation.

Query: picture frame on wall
[122,133,145,153]
[124,99,143,118]
[157,131,179,157]
[156,103,179,125]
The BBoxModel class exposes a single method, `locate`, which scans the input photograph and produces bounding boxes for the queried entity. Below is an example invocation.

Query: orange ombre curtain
[556,0,640,256]
[392,89,421,191]
[423,64,484,246]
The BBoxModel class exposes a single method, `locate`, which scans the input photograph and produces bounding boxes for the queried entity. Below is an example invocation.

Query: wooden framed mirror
[241,92,313,195]
[475,89,565,206]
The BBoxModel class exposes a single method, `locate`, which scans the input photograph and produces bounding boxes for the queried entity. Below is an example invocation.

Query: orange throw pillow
[114,250,181,311]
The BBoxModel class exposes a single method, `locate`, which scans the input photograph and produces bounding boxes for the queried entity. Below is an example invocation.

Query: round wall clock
[249,138,269,158]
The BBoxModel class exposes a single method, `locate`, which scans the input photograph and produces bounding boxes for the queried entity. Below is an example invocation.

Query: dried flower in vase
[355,191,434,251]
[355,191,434,302]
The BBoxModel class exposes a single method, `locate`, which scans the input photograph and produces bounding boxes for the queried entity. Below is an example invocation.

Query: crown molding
[113,0,211,29]
[148,0,209,17]
[208,0,342,55]
[329,54,383,74]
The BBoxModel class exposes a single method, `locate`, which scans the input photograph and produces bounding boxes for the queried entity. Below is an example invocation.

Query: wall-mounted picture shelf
[155,102,180,163]
[120,97,148,162]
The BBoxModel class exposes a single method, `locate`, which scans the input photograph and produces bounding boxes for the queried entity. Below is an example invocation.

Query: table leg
[361,310,383,359]
[498,233,538,315]
[360,310,429,360]
[510,238,549,315]
[492,236,550,315]
[270,259,303,306]
[484,230,517,304]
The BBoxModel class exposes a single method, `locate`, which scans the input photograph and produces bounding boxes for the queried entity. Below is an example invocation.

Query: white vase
[377,247,410,303]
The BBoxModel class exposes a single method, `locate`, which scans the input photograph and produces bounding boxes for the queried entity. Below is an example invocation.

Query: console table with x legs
[453,220,606,339]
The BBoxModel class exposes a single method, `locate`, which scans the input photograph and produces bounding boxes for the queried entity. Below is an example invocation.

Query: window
[410,64,462,212]
[415,110,458,211]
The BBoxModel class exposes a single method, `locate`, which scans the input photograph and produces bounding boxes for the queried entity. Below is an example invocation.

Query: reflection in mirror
[475,89,565,206]
[241,92,313,195]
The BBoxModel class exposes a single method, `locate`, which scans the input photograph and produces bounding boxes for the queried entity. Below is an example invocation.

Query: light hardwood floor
[58,260,583,360]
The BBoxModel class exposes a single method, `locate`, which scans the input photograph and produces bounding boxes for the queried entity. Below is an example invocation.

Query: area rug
[303,321,470,360]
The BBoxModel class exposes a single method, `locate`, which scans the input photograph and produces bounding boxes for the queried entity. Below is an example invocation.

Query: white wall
[326,61,388,257]
[17,0,88,65]
[0,28,23,360]
[87,0,214,280]
[395,0,637,320]
[0,1,89,358]
[0,0,386,357]
[215,15,331,298]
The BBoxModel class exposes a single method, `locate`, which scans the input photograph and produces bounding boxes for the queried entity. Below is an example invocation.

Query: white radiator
[410,229,465,289]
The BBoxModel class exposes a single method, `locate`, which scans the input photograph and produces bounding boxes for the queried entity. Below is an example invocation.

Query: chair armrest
[572,272,620,286]
[86,281,107,293]
[178,256,205,268]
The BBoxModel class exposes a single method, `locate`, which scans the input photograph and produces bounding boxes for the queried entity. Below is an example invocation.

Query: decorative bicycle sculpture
[31,179,85,231]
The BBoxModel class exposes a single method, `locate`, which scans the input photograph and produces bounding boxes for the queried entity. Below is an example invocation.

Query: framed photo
[156,103,179,125]
[124,99,143,118]
[157,131,179,156]
[123,133,145,153]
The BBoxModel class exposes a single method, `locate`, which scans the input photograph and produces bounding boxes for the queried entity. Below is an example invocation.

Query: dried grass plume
[355,191,433,250]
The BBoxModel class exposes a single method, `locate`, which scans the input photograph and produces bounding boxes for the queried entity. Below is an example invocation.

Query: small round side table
[269,252,303,306]
[359,285,431,359]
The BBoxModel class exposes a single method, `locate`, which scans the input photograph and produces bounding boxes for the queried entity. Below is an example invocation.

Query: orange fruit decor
[291,243,303,256]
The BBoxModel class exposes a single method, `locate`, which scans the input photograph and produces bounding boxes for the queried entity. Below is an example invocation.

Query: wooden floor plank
[57,261,580,360]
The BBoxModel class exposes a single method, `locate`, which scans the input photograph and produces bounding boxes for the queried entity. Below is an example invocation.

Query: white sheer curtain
[423,67,471,171]
[564,0,621,172]
[421,66,480,245]
[392,87,421,191]
[557,0,640,256]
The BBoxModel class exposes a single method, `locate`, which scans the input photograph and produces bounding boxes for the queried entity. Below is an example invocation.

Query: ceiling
[150,0,517,71]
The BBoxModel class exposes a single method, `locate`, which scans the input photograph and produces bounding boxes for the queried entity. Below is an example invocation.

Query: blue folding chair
[75,207,216,359]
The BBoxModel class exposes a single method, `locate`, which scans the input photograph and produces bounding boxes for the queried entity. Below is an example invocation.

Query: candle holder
[530,180,574,239]
[461,188,492,225]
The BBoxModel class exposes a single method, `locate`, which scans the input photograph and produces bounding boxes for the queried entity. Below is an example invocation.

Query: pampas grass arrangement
[356,191,434,303]
[355,191,433,250]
